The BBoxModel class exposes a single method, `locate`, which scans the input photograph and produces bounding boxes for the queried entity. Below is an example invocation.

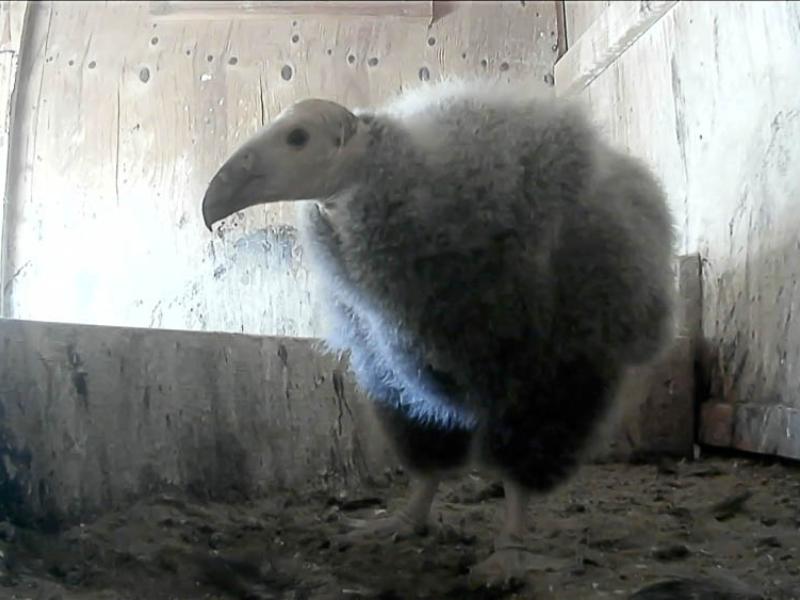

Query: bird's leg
[398,474,441,528]
[337,475,440,542]
[497,477,529,547]
[468,479,548,589]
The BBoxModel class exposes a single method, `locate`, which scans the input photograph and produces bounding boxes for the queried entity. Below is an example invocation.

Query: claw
[467,547,571,590]
[334,512,429,547]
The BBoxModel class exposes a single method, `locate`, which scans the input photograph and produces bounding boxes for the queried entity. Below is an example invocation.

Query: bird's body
[300,80,674,487]
[202,78,675,586]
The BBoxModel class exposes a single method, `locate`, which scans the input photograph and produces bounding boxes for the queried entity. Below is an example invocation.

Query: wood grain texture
[1,0,559,336]
[590,256,700,463]
[0,307,700,526]
[0,317,394,526]
[563,0,610,46]
[149,1,433,20]
[574,0,800,459]
[700,402,800,459]
[0,0,29,317]
[555,0,677,97]
[0,0,27,52]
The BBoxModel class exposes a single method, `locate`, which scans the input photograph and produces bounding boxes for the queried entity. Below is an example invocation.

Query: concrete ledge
[0,318,393,528]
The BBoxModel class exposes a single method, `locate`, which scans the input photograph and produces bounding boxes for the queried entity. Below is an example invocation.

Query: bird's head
[202,98,366,231]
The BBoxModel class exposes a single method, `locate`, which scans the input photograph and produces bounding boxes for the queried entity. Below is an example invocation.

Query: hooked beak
[201,143,268,231]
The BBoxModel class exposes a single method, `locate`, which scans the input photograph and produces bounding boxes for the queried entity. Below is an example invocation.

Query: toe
[468,548,571,590]
[334,513,428,546]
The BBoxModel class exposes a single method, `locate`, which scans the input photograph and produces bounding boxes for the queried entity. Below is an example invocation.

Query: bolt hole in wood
[347,54,356,64]
[292,34,300,43]
[150,36,158,46]
[228,56,238,66]
[139,67,150,83]
[418,66,430,81]
[368,57,379,67]
[88,60,96,69]
[281,64,293,81]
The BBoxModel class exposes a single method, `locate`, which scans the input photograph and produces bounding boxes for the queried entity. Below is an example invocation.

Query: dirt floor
[1,455,799,600]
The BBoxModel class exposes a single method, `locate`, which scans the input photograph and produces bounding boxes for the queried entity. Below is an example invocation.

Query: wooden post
[554,0,678,97]
[0,0,30,317]
[148,1,433,21]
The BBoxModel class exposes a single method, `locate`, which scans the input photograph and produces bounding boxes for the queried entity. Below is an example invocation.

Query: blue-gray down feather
[299,81,675,431]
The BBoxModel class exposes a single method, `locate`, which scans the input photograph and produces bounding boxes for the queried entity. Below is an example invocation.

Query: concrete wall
[0,0,560,336]
[0,318,394,528]
[556,1,800,459]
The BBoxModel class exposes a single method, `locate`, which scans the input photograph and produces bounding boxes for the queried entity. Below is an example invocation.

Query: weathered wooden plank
[676,254,702,342]
[555,0,678,97]
[591,255,701,463]
[149,1,433,21]
[0,318,394,527]
[0,52,14,317]
[554,0,567,57]
[0,303,702,529]
[700,402,800,460]
[2,0,558,336]
[0,0,28,318]
[577,1,800,460]
[593,335,695,462]
[563,0,610,47]
[698,402,733,448]
[0,0,28,53]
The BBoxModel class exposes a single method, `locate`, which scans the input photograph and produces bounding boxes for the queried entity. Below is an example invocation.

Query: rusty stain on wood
[699,402,733,448]
[700,401,800,460]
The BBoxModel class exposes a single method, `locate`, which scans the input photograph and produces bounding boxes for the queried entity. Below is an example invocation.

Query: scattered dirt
[1,456,799,599]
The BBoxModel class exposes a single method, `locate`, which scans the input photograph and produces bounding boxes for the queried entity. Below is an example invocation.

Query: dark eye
[286,128,309,148]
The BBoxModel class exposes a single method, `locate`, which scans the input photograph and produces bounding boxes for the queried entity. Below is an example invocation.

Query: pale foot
[468,473,569,592]
[467,544,570,590]
[336,510,430,545]
[336,476,440,546]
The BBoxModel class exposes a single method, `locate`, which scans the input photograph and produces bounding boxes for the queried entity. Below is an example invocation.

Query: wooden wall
[0,0,559,336]
[563,0,610,46]
[0,317,394,526]
[556,1,800,460]
[0,1,28,318]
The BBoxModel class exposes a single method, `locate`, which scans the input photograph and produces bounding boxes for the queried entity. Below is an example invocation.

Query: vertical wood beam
[554,0,678,97]
[0,0,31,317]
